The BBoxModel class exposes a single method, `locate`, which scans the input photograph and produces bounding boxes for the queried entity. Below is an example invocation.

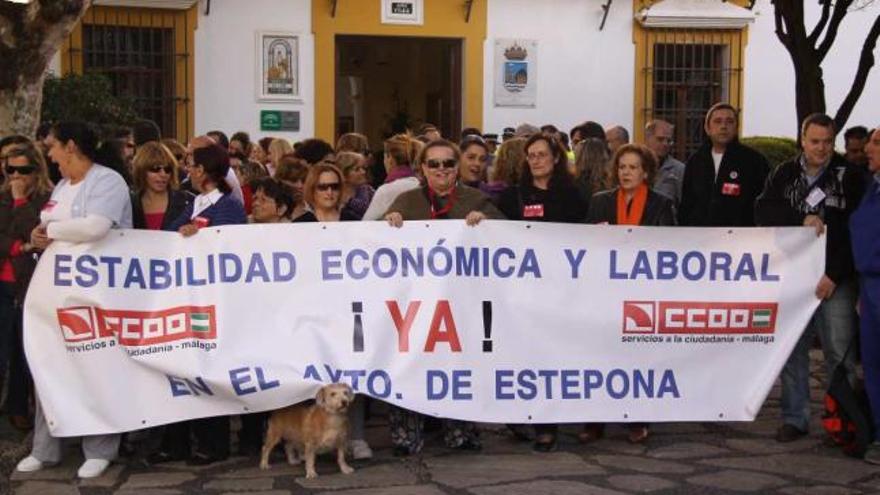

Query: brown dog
[259,383,355,478]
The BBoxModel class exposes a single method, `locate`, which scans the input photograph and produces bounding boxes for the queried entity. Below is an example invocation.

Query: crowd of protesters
[1,102,878,477]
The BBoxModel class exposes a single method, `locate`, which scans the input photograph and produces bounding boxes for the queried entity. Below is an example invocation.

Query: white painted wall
[193,0,314,142]
[483,0,635,138]
[744,0,880,146]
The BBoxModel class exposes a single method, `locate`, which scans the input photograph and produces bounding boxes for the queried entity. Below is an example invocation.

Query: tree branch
[773,1,793,49]
[817,0,854,61]
[834,13,880,133]
[808,0,832,45]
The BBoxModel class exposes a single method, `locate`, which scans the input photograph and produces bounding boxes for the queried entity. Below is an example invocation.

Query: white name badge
[805,188,826,208]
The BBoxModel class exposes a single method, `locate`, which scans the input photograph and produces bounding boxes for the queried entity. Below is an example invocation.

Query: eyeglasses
[4,164,36,175]
[425,159,458,169]
[148,165,174,174]
[315,182,341,192]
[527,151,551,161]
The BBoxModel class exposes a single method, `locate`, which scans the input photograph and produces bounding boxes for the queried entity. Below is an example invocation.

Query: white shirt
[362,177,421,221]
[711,151,724,179]
[41,181,81,225]
[192,189,223,219]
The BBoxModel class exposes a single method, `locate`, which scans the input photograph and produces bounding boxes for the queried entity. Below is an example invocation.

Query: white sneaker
[350,439,373,460]
[77,458,110,478]
[16,455,44,472]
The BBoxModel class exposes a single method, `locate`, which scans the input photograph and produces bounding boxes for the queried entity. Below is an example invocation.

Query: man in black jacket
[679,103,770,226]
[755,113,867,442]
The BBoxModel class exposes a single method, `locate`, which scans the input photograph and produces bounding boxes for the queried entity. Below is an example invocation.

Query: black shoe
[451,439,482,451]
[392,446,412,457]
[775,424,807,443]
[237,443,261,457]
[186,452,227,466]
[533,435,557,453]
[146,451,187,465]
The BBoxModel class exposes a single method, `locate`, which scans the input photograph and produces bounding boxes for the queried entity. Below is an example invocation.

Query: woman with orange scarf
[587,143,675,227]
[585,143,674,444]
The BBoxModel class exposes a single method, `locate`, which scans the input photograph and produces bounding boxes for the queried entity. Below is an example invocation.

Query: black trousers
[161,416,230,459]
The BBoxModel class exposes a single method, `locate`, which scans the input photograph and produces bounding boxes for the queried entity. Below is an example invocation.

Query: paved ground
[5,351,880,495]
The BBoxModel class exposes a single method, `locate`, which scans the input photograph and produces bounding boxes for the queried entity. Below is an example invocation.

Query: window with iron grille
[82,24,176,137]
[651,42,731,160]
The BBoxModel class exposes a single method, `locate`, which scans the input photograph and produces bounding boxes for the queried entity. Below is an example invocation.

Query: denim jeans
[781,279,858,431]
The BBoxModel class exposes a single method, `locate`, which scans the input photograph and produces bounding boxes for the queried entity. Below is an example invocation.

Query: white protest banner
[24,222,824,436]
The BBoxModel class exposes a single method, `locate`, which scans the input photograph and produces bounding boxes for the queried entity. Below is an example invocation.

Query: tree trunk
[793,62,827,134]
[0,79,48,138]
[0,0,91,137]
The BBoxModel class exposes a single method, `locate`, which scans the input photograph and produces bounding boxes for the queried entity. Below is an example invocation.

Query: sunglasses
[425,159,458,169]
[315,182,341,192]
[4,164,36,175]
[148,165,174,174]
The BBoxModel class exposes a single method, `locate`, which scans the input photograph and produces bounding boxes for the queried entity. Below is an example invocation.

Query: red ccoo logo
[623,301,778,335]
[56,305,217,346]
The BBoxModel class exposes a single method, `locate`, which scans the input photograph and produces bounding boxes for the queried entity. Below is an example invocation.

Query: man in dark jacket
[755,113,867,442]
[679,103,770,226]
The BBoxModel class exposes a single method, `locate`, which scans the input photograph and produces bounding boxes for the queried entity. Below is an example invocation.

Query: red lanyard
[428,187,457,219]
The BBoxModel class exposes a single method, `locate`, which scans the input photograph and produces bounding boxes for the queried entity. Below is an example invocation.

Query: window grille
[83,24,176,137]
[635,28,745,161]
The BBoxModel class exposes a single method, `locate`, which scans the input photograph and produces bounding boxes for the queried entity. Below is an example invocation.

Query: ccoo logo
[56,305,217,346]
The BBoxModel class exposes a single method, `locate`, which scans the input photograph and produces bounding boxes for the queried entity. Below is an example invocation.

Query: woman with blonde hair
[483,136,526,202]
[336,151,375,220]
[573,137,611,203]
[130,142,193,230]
[0,139,53,432]
[362,133,421,220]
[267,138,294,177]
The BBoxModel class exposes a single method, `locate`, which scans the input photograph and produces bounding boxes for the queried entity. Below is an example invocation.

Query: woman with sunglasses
[384,139,503,228]
[19,121,131,479]
[130,142,193,231]
[288,163,373,459]
[0,141,53,433]
[293,163,359,222]
[382,140,503,457]
[336,151,375,221]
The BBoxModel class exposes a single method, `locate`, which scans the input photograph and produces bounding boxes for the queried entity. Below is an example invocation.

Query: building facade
[51,0,880,155]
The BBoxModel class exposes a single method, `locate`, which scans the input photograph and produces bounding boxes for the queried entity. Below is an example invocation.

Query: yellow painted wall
[60,5,197,143]
[312,0,487,143]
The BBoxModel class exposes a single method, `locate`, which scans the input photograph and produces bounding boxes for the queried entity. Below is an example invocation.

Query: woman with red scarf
[587,143,675,227]
[584,143,674,445]
[382,139,503,456]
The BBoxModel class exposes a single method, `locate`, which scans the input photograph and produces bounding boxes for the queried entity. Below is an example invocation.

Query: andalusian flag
[190,312,211,332]
[752,309,773,328]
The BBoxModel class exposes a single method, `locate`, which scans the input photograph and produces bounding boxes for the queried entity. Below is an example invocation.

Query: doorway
[335,35,463,148]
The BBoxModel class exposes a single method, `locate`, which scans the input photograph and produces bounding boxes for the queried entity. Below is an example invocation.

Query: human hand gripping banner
[24,222,825,436]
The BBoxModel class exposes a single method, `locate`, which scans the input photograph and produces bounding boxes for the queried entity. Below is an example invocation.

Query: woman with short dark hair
[168,144,247,234]
[498,132,587,223]
[497,132,587,452]
[587,144,675,226]
[18,121,131,479]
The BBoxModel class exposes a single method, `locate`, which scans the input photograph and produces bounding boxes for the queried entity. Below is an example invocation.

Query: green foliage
[741,136,799,168]
[41,73,139,132]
